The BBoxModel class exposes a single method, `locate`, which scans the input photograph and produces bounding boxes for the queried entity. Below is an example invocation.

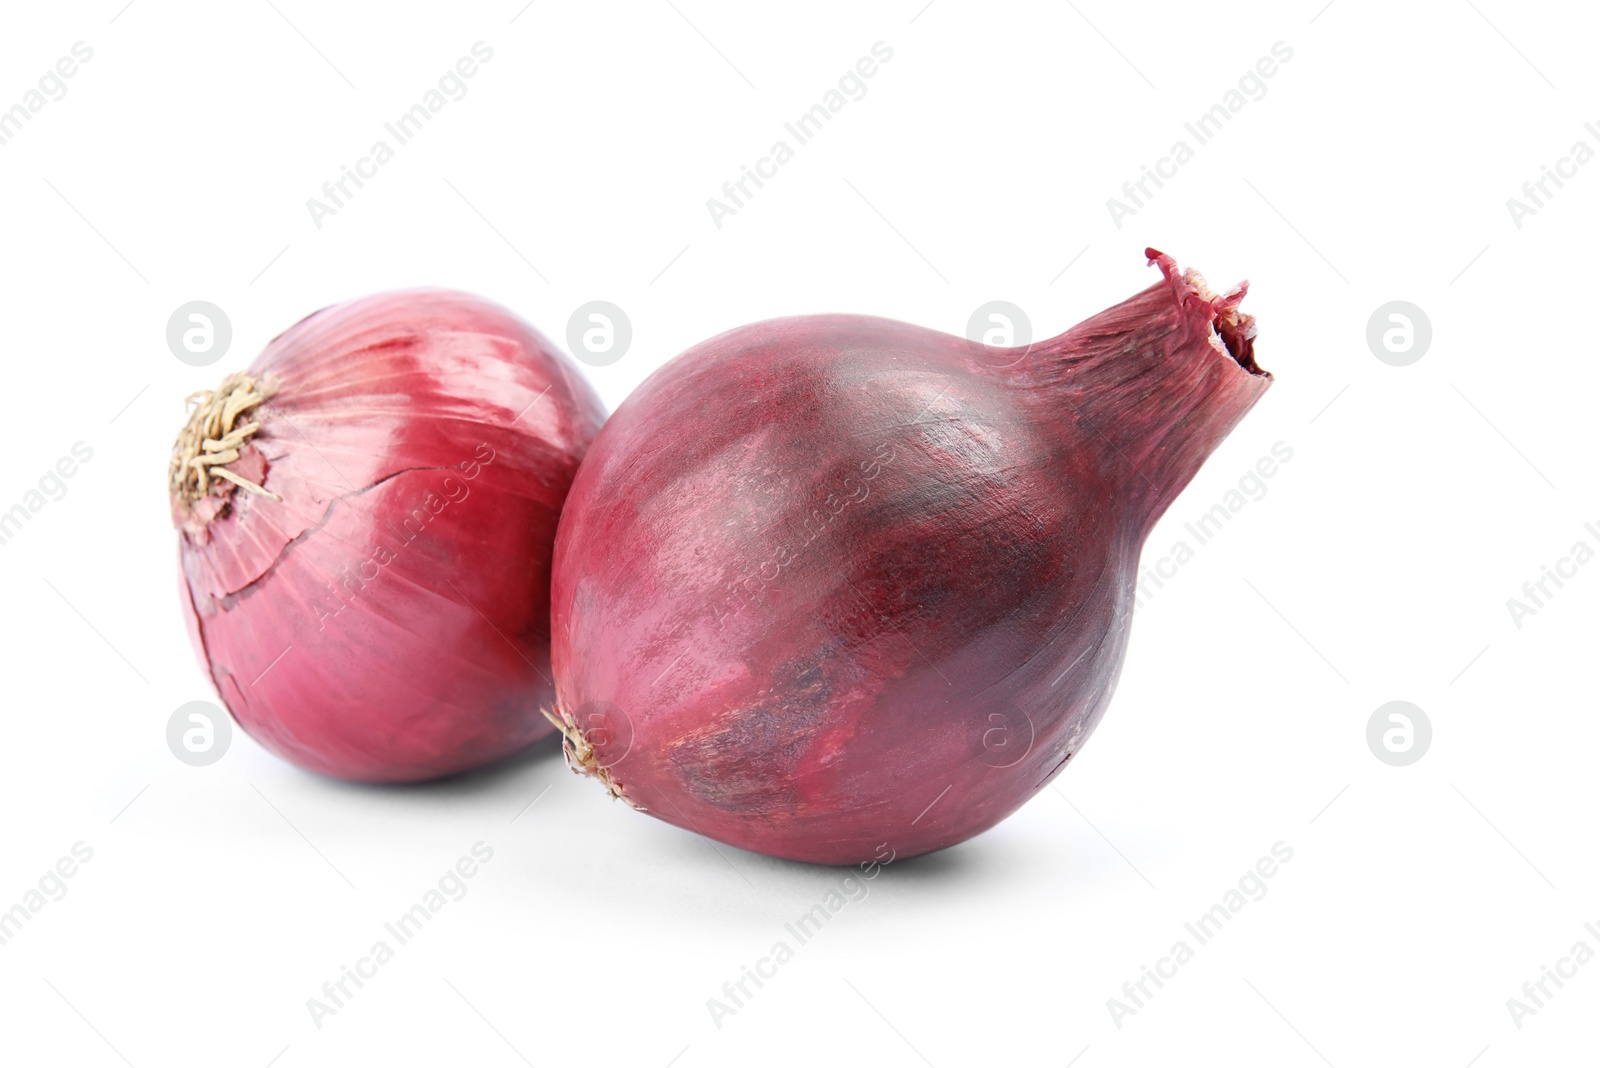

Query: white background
[0,1,1594,1065]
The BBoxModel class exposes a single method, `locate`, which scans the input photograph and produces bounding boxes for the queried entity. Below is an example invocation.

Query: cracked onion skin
[550,250,1270,864]
[173,290,604,782]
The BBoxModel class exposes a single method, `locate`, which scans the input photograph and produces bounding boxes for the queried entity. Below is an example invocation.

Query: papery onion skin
[549,250,1270,864]
[174,290,604,782]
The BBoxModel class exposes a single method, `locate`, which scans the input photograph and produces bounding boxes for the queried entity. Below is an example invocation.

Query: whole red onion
[548,250,1270,864]
[171,290,604,782]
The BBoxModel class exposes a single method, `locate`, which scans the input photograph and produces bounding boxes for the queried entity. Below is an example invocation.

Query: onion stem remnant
[169,373,279,506]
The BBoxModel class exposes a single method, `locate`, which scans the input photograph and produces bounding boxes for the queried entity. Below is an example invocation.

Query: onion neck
[1029,249,1272,537]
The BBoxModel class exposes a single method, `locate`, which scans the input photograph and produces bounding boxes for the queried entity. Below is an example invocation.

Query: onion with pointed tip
[547,250,1270,864]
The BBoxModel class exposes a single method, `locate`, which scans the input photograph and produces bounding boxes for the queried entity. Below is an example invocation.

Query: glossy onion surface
[173,290,604,782]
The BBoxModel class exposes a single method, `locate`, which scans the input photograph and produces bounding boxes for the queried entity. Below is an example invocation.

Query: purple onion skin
[175,290,604,782]
[549,250,1271,865]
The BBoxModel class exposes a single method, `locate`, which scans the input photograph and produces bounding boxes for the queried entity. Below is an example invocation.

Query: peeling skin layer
[549,250,1270,865]
[174,290,606,783]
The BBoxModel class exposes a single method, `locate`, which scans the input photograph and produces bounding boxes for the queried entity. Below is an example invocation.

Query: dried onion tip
[169,373,280,534]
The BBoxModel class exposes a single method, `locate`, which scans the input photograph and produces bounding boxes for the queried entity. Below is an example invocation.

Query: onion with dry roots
[547,250,1271,865]
[172,290,604,782]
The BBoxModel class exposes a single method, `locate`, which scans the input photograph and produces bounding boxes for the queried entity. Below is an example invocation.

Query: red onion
[547,250,1270,864]
[172,290,604,782]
